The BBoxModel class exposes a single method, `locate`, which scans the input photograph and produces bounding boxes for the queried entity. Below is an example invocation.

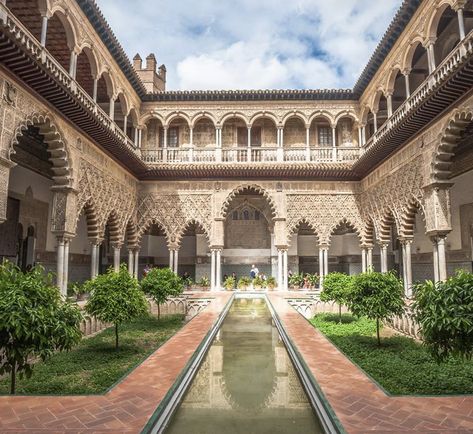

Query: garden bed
[310,313,473,395]
[0,315,184,395]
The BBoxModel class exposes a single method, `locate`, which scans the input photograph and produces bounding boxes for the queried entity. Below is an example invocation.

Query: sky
[96,0,403,91]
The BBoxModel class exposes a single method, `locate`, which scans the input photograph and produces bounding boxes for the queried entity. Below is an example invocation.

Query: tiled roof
[77,0,422,101]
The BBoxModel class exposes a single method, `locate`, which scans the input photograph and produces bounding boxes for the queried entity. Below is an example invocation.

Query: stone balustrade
[141,146,360,164]
[287,297,421,340]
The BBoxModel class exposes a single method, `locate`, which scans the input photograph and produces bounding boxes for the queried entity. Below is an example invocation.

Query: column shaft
[367,248,373,270]
[128,250,133,274]
[92,78,98,102]
[458,8,466,40]
[56,239,65,294]
[283,250,288,290]
[169,249,174,271]
[432,239,439,283]
[113,246,120,272]
[380,245,388,273]
[404,241,413,297]
[404,73,411,98]
[134,250,139,279]
[323,248,329,276]
[437,236,447,281]
[174,250,179,274]
[319,248,324,288]
[361,248,367,273]
[210,250,216,290]
[216,250,221,290]
[40,15,48,47]
[63,240,70,296]
[277,250,283,290]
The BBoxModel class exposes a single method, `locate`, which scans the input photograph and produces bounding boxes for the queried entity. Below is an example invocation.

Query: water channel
[163,297,324,434]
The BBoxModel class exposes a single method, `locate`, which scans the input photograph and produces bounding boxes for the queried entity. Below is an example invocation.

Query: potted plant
[223,276,236,291]
[306,273,319,290]
[198,276,210,290]
[68,282,87,301]
[289,272,304,289]
[253,275,264,290]
[238,276,251,291]
[266,276,277,290]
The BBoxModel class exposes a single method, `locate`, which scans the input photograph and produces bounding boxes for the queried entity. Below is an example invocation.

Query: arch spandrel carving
[137,193,212,246]
[286,194,364,246]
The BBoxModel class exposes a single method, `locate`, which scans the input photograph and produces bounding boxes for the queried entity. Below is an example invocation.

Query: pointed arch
[176,219,211,247]
[76,200,99,239]
[220,185,278,219]
[11,112,73,186]
[125,218,139,249]
[102,211,122,245]
[431,109,473,182]
[327,218,363,245]
[379,208,401,244]
[137,218,170,245]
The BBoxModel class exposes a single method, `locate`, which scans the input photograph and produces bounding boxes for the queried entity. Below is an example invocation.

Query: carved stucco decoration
[136,193,212,246]
[286,194,364,246]
[75,160,136,242]
[361,155,426,241]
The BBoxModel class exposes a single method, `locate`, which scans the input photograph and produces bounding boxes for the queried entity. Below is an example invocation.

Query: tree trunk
[376,318,381,346]
[338,304,342,323]
[157,303,160,320]
[10,360,16,395]
[115,323,119,350]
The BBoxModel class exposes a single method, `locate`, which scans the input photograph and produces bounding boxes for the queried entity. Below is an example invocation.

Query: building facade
[1,0,473,294]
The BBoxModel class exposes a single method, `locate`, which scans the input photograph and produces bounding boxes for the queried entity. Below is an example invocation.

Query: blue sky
[96,0,403,90]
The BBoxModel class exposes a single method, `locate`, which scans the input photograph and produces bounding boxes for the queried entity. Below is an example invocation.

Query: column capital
[398,237,414,245]
[318,243,330,250]
[210,246,223,252]
[378,241,389,249]
[110,242,123,250]
[89,237,103,246]
[452,0,467,12]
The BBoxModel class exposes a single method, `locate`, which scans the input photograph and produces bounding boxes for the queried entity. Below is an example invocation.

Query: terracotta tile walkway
[0,292,232,434]
[268,293,473,434]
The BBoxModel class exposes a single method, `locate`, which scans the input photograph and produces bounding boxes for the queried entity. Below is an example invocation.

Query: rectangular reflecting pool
[163,297,324,434]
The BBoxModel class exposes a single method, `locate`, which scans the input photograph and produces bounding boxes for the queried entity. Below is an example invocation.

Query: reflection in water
[164,298,323,434]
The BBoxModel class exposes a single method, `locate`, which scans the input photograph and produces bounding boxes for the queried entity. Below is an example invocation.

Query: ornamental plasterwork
[360,155,425,238]
[286,194,364,246]
[75,160,137,240]
[136,193,212,246]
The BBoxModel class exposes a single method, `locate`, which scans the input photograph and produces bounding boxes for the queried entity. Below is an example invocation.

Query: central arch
[220,186,277,281]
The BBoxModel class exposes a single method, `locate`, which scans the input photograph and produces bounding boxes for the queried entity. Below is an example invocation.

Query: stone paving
[268,293,473,434]
[0,292,232,434]
[1,291,473,433]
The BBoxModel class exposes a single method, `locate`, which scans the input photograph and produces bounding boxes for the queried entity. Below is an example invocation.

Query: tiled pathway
[268,293,473,434]
[0,292,232,434]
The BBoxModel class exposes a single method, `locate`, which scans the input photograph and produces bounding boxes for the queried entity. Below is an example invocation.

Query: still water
[164,298,324,434]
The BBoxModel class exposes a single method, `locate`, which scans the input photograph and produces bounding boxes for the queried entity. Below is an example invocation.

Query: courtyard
[1,0,473,432]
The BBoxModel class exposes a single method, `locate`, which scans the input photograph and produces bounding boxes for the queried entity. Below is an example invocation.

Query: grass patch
[310,313,473,395]
[0,315,184,395]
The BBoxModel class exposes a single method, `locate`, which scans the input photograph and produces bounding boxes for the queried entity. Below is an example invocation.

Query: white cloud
[96,0,403,90]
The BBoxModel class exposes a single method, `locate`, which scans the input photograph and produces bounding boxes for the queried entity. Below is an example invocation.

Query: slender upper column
[386,94,393,118]
[40,15,48,47]
[373,112,378,133]
[92,77,98,102]
[247,126,252,148]
[457,6,466,40]
[426,40,436,73]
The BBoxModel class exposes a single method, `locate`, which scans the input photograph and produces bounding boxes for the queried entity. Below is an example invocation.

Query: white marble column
[437,236,447,282]
[210,249,216,290]
[69,51,77,79]
[277,249,283,290]
[404,240,413,296]
[403,70,411,98]
[457,7,466,40]
[92,77,98,102]
[216,249,222,290]
[90,242,98,279]
[361,248,367,273]
[379,243,388,273]
[113,245,121,272]
[367,247,373,270]
[56,238,65,294]
[109,98,115,120]
[331,126,337,161]
[323,248,329,277]
[174,249,179,274]
[128,249,134,274]
[387,94,393,118]
[63,239,70,296]
[40,15,48,47]
[133,249,139,279]
[283,250,288,290]
[373,112,378,133]
[432,238,440,283]
[319,247,324,283]
[123,115,128,134]
[427,41,436,73]
[169,249,174,271]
